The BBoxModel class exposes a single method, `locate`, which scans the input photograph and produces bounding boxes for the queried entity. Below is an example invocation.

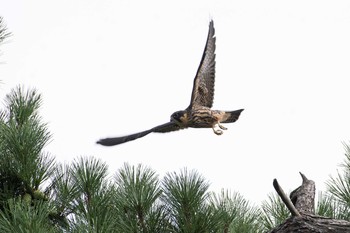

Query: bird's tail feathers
[221,109,244,123]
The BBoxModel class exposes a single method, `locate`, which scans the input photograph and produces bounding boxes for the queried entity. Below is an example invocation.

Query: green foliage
[0,16,11,47]
[324,142,350,220]
[260,192,290,231]
[47,158,118,232]
[209,190,262,233]
[69,157,117,232]
[0,199,59,233]
[0,86,54,205]
[162,168,219,233]
[316,192,350,220]
[327,143,350,207]
[48,163,79,229]
[0,87,59,231]
[3,86,350,232]
[113,163,170,233]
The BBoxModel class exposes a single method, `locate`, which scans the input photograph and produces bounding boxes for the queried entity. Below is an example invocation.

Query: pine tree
[162,168,217,232]
[0,86,58,232]
[0,87,266,232]
[67,157,117,232]
[260,192,290,231]
[0,16,11,48]
[209,190,262,232]
[113,163,170,233]
[325,142,350,220]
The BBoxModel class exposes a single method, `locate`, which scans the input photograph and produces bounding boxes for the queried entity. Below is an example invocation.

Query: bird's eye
[171,111,182,122]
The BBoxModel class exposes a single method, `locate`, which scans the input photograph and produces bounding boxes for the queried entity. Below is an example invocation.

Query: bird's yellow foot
[218,123,227,130]
[212,124,224,135]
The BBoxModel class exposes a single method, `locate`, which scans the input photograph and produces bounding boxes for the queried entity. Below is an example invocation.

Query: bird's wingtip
[209,19,214,27]
[96,138,113,146]
[96,140,105,146]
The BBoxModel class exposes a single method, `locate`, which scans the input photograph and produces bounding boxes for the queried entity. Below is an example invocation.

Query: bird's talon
[218,123,227,130]
[213,127,223,135]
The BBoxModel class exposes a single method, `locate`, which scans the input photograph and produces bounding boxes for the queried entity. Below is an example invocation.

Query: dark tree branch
[270,173,350,233]
[269,214,350,233]
[273,179,301,217]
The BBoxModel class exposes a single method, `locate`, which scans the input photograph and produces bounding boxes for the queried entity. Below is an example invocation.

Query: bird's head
[171,110,188,125]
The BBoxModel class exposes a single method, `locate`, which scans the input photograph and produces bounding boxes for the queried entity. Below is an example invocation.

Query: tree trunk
[269,173,350,233]
[269,214,350,233]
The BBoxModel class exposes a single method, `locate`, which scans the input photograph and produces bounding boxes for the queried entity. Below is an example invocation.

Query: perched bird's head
[171,110,187,125]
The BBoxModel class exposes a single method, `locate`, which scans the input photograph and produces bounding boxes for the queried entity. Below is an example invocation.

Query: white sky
[1,0,350,204]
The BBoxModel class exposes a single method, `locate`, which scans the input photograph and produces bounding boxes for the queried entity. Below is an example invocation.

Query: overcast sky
[2,0,350,204]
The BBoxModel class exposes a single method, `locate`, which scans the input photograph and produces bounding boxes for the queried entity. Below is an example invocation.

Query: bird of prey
[97,20,244,146]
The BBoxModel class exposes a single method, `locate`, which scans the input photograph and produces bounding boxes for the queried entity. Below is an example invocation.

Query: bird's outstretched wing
[96,122,182,146]
[188,20,216,109]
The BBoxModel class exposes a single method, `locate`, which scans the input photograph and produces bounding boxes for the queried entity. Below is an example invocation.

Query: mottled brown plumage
[189,20,216,109]
[97,20,243,146]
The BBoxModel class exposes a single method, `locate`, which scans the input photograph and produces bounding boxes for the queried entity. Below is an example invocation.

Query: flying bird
[97,20,244,146]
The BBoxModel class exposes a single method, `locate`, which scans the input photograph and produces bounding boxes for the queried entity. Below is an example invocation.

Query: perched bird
[97,20,244,146]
